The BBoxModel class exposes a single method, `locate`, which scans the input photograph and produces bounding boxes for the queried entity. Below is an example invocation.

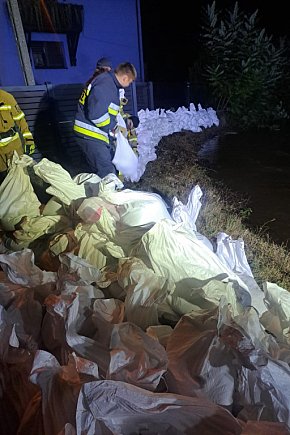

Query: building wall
[0,0,143,86]
[0,0,25,85]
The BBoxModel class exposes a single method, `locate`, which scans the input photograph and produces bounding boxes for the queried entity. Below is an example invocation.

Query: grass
[129,129,290,291]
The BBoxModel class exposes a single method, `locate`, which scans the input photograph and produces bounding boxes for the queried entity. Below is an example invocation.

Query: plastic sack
[0,153,41,231]
[76,380,242,434]
[112,129,138,182]
[116,190,171,227]
[171,184,203,231]
[116,112,127,129]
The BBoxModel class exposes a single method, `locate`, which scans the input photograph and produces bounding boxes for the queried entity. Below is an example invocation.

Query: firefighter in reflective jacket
[73,62,137,178]
[0,89,35,173]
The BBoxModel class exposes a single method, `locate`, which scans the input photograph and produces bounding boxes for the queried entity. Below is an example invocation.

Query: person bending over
[73,62,137,178]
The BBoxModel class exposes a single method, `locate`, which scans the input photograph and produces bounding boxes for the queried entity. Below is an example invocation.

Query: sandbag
[112,129,138,182]
[0,153,41,231]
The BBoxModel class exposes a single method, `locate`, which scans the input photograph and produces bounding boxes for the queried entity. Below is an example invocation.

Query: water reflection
[198,131,290,246]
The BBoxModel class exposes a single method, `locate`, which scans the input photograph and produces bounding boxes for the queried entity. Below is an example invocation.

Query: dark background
[140,0,290,83]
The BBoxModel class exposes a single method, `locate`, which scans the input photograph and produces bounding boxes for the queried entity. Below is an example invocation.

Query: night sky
[140,0,290,82]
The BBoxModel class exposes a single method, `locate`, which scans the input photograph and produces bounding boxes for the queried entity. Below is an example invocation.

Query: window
[31,41,67,69]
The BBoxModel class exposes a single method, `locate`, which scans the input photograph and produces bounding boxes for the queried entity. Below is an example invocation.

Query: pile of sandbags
[0,153,289,434]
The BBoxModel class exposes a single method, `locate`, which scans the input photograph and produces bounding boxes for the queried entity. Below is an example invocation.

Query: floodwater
[197,130,290,247]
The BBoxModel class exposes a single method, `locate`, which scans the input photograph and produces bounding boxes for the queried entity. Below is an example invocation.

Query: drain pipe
[7,0,35,85]
[136,0,144,82]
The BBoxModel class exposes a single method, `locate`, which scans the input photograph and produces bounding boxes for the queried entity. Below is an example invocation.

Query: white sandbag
[112,129,138,182]
[237,359,290,426]
[42,196,67,216]
[117,257,175,329]
[260,281,290,344]
[216,232,267,315]
[76,197,118,230]
[240,420,290,434]
[218,299,279,369]
[73,172,102,197]
[218,299,290,422]
[65,294,167,390]
[33,158,86,205]
[93,298,125,323]
[74,222,124,269]
[0,305,39,434]
[166,308,236,407]
[76,380,242,434]
[168,279,245,318]
[216,232,254,277]
[58,252,102,287]
[28,350,99,435]
[0,153,41,231]
[65,294,112,375]
[0,270,28,308]
[4,285,42,346]
[11,215,71,248]
[135,105,219,182]
[99,188,171,227]
[0,249,56,287]
[90,189,170,254]
[171,184,203,231]
[107,321,168,390]
[97,172,124,194]
[76,198,103,223]
[41,293,75,365]
[146,324,173,348]
[73,172,101,185]
[217,299,290,426]
[132,219,251,299]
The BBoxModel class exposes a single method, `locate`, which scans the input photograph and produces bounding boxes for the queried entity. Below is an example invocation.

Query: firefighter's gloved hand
[120,97,128,106]
[109,125,120,138]
[25,142,35,155]
[119,126,127,137]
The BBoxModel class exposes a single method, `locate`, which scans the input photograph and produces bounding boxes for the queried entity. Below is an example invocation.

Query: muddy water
[198,130,290,247]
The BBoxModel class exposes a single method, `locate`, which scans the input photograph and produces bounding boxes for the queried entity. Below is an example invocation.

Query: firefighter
[0,89,35,177]
[85,57,112,88]
[73,62,137,178]
[96,57,112,72]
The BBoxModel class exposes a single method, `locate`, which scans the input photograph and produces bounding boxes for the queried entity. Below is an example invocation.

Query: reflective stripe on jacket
[0,89,35,149]
[74,71,121,142]
[74,120,109,143]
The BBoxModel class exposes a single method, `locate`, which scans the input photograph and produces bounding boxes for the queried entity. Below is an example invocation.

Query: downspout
[136,0,144,82]
[7,0,35,85]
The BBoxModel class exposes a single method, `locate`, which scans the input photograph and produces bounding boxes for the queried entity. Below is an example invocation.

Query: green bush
[201,1,289,130]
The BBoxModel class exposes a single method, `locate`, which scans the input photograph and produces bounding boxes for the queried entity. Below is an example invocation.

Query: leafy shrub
[200,1,289,130]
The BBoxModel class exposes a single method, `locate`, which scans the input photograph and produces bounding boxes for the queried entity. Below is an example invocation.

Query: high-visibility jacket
[74,71,121,144]
[0,89,35,172]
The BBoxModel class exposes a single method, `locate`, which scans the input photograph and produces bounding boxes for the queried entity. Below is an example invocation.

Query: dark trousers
[75,134,116,178]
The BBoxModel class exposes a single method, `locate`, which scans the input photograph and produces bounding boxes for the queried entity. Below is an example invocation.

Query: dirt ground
[126,126,223,206]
